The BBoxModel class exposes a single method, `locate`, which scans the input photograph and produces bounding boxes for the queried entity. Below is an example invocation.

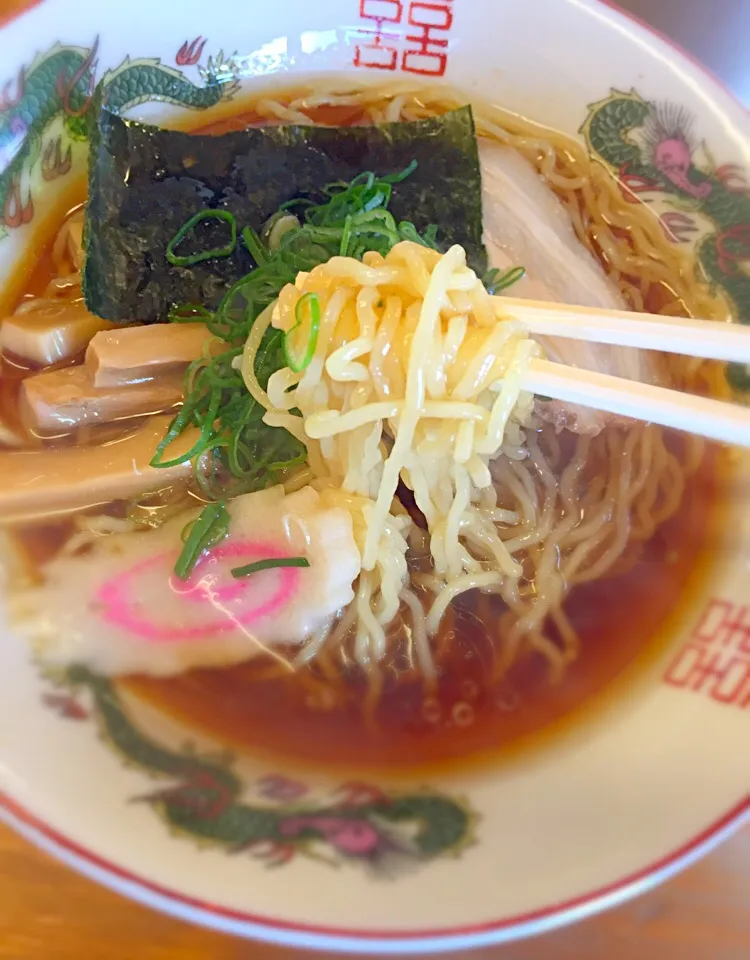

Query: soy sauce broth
[126,450,720,774]
[128,101,724,772]
[5,96,728,777]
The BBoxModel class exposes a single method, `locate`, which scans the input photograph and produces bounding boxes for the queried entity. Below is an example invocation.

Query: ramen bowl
[0,0,748,952]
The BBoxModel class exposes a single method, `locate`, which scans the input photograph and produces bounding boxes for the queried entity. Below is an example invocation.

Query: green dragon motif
[0,39,234,233]
[582,90,750,324]
[585,92,651,170]
[51,666,475,870]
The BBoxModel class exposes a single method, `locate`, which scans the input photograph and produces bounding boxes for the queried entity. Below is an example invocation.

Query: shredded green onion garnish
[166,209,238,267]
[242,225,267,265]
[168,303,214,323]
[284,293,321,372]
[382,159,418,183]
[174,501,229,580]
[483,265,526,295]
[231,556,310,579]
[153,161,438,515]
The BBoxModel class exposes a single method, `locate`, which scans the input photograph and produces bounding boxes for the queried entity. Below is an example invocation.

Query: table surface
[1,1,749,958]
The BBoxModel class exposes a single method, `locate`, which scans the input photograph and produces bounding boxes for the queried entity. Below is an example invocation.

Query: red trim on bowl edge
[0,787,747,943]
[593,0,749,115]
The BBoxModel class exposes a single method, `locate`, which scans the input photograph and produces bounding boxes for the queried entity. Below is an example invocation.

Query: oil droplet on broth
[452,701,475,728]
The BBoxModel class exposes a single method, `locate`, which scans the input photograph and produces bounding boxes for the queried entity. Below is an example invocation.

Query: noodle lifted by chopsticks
[241,241,542,665]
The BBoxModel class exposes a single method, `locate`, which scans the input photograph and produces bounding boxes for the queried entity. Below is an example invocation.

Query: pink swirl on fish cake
[95,540,302,643]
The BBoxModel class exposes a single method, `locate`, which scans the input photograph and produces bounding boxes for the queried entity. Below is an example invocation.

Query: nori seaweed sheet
[83,106,486,323]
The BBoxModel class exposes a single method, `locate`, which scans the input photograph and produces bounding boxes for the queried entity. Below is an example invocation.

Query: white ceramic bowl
[0,0,748,952]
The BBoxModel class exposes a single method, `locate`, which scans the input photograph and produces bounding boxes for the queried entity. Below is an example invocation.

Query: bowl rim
[0,0,748,952]
[1,787,747,952]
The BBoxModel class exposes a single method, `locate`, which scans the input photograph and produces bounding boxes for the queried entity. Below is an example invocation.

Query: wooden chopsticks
[522,359,750,448]
[493,296,750,448]
[496,296,750,364]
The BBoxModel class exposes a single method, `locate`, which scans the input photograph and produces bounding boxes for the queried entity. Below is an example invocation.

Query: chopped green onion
[267,450,307,472]
[284,293,321,373]
[263,212,301,251]
[166,209,237,267]
[339,214,354,256]
[279,196,315,213]
[231,556,310,579]
[398,219,439,250]
[157,164,435,499]
[168,303,214,323]
[242,225,267,265]
[362,183,391,212]
[382,159,418,183]
[484,265,526,295]
[174,501,229,580]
